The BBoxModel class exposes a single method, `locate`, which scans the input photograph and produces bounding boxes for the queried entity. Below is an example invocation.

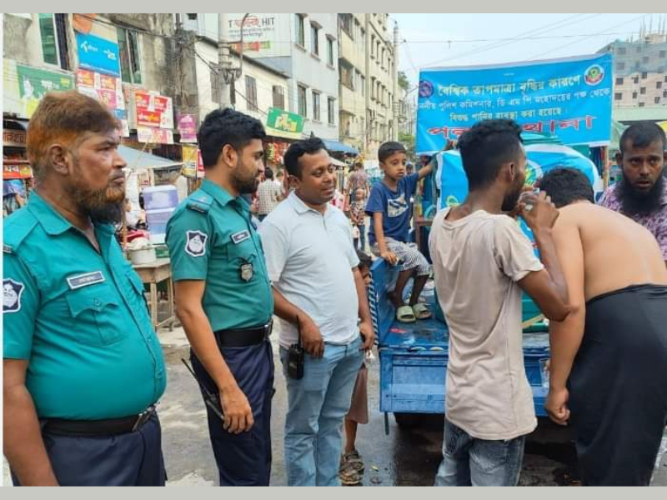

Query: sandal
[412,303,432,320]
[340,450,365,473]
[396,305,416,323]
[339,462,363,486]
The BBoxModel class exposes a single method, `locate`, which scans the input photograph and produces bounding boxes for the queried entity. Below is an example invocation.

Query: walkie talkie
[287,315,305,380]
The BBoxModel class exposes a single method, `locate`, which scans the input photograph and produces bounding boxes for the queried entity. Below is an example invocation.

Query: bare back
[557,202,667,301]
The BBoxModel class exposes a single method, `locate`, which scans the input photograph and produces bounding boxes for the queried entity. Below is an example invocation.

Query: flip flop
[340,451,365,473]
[396,305,416,323]
[339,462,363,486]
[412,303,432,320]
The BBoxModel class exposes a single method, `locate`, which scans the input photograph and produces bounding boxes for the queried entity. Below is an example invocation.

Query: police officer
[3,91,167,486]
[166,108,274,486]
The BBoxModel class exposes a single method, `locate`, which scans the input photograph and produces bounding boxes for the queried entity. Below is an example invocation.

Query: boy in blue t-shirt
[365,141,435,323]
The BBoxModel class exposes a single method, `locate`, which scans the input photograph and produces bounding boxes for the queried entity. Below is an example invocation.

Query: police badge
[3,279,25,313]
[185,230,208,257]
[240,262,254,282]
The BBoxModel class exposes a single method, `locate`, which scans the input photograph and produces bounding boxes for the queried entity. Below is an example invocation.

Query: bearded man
[165,108,275,486]
[3,91,167,486]
[599,121,667,265]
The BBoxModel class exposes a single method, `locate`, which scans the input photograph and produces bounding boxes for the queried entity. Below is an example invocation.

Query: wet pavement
[4,320,667,487]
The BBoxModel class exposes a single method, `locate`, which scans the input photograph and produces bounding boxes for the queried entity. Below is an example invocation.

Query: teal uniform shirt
[166,179,273,331]
[3,193,166,420]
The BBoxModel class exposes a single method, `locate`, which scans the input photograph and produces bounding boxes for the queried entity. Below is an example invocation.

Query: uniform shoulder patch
[3,278,25,313]
[3,210,39,252]
[185,230,208,257]
[187,193,214,214]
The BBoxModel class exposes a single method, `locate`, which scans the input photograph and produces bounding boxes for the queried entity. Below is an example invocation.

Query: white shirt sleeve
[258,219,289,283]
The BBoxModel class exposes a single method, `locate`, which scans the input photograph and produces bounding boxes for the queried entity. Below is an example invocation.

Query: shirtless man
[539,167,667,486]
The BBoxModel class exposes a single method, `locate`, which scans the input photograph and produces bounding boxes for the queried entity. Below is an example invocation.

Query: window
[632,91,638,99]
[340,60,354,89]
[370,77,376,99]
[616,62,626,71]
[640,87,646,95]
[618,47,627,55]
[311,23,319,56]
[339,14,353,39]
[633,76,639,84]
[655,97,661,104]
[639,102,645,107]
[312,91,321,121]
[187,13,197,20]
[39,13,70,70]
[328,97,335,125]
[245,76,258,111]
[272,85,285,110]
[663,90,667,98]
[327,36,334,66]
[360,75,365,96]
[615,77,624,85]
[118,27,142,84]
[614,92,623,101]
[371,35,375,58]
[665,76,667,82]
[658,81,663,89]
[298,84,307,117]
[295,14,305,47]
[360,28,366,53]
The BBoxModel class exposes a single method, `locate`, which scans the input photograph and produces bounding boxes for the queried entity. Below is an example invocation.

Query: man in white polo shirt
[260,137,375,487]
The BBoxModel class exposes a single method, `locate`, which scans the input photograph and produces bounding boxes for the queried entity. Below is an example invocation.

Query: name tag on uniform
[67,271,106,290]
[231,230,250,245]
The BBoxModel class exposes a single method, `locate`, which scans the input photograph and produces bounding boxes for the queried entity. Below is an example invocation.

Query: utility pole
[218,13,232,108]
[392,20,399,141]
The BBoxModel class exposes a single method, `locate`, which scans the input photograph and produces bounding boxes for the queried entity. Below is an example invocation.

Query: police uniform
[166,179,274,486]
[3,193,167,486]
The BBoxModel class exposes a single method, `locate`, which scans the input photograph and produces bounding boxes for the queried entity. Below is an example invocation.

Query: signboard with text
[76,32,121,76]
[416,53,613,152]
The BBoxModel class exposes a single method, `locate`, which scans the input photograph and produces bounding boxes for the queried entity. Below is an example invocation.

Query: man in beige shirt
[429,119,570,486]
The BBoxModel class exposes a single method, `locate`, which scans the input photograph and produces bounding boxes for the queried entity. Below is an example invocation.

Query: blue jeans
[434,419,526,486]
[353,224,366,252]
[280,336,364,486]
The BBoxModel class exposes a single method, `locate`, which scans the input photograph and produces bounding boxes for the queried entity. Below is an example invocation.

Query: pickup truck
[369,257,552,431]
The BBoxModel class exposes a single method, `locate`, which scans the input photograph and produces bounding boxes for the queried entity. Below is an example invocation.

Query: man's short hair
[283,137,327,178]
[356,249,372,271]
[619,121,666,155]
[539,168,594,208]
[378,141,407,163]
[197,108,266,168]
[457,119,523,190]
[264,167,274,180]
[27,90,119,181]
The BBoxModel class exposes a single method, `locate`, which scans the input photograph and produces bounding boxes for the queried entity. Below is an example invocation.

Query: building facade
[600,32,667,108]
[181,13,340,142]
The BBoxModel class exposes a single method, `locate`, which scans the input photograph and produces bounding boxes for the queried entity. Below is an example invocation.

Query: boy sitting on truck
[365,141,434,323]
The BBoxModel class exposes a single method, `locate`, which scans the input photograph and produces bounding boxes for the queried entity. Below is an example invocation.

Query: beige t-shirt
[428,208,544,440]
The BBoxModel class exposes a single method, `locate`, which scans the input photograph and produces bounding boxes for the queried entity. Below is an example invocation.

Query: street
[4,318,667,487]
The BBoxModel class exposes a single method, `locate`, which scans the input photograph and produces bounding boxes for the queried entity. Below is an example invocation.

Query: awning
[120,145,182,170]
[322,139,359,155]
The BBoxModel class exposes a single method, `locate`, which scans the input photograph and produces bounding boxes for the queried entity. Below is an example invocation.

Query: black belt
[41,405,156,437]
[214,320,273,348]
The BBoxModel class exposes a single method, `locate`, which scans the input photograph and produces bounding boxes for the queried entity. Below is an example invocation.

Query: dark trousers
[12,413,166,486]
[191,340,275,486]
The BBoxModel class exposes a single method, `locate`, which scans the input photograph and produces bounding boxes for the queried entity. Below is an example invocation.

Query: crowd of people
[3,90,667,488]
